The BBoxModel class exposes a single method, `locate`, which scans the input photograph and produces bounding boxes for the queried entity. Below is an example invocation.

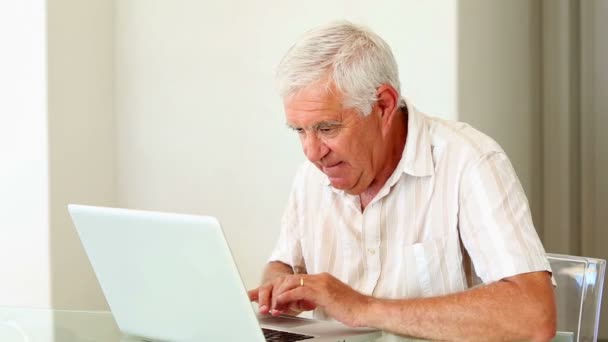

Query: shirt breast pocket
[403,236,466,298]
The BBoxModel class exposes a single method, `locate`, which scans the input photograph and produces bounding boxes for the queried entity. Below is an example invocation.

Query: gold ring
[300,277,304,287]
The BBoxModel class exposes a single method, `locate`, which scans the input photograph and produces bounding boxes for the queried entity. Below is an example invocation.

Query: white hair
[276,21,403,115]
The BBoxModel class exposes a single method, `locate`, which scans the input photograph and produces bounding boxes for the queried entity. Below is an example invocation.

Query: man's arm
[274,271,556,341]
[365,271,556,341]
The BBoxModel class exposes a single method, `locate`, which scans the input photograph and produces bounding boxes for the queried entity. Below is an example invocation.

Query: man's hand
[248,269,370,327]
[271,272,371,327]
[248,275,317,316]
[247,261,317,317]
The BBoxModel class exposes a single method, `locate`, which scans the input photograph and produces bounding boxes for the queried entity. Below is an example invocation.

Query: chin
[329,179,360,194]
[329,178,349,190]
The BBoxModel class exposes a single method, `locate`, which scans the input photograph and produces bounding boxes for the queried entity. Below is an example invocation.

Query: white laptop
[68,204,380,342]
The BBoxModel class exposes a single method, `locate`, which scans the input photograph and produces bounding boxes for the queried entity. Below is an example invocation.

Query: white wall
[0,0,458,311]
[0,0,51,308]
[47,0,115,309]
[0,0,115,310]
[115,0,458,289]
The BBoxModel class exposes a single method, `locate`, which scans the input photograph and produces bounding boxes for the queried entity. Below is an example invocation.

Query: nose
[302,133,329,163]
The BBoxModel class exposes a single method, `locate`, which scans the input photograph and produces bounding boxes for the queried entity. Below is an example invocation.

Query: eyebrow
[312,120,342,130]
[286,120,343,131]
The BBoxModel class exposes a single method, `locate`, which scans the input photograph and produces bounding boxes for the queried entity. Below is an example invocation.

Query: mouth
[322,161,344,174]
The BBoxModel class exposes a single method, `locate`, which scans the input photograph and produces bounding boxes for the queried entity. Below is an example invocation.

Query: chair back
[547,253,605,342]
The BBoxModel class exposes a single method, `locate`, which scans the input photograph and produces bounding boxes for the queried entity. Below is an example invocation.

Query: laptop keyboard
[262,328,314,341]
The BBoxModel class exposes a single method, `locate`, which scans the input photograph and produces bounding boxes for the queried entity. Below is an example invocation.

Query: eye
[291,127,305,136]
[317,124,341,136]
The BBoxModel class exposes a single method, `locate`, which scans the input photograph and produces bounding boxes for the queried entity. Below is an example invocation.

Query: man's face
[285,84,384,195]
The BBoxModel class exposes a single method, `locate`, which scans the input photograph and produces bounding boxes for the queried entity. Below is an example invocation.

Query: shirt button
[367,248,376,255]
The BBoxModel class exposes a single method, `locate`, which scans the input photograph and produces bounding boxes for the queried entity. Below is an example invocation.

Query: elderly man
[248,21,556,341]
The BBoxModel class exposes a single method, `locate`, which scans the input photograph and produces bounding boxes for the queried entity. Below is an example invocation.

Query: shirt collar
[401,99,435,178]
[323,98,435,189]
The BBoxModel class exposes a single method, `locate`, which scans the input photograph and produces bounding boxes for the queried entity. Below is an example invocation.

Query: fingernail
[259,305,268,312]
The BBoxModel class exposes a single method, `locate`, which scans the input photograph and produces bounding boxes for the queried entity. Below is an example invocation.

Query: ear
[374,84,401,134]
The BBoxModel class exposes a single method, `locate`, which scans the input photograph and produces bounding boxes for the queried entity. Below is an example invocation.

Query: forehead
[284,84,344,126]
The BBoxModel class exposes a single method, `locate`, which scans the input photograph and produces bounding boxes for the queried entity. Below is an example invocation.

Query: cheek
[350,142,374,167]
[327,141,360,164]
[323,139,346,157]
[326,129,372,165]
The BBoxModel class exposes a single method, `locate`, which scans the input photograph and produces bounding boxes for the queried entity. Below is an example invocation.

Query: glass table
[0,307,575,341]
[0,307,123,342]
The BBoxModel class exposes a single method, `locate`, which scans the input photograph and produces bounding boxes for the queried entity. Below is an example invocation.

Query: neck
[359,107,408,210]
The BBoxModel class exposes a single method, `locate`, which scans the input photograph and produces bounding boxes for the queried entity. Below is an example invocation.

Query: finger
[257,284,273,314]
[271,274,303,310]
[296,300,317,311]
[269,308,285,316]
[272,275,292,295]
[247,288,259,302]
[275,286,314,312]
[269,276,293,317]
[285,299,316,315]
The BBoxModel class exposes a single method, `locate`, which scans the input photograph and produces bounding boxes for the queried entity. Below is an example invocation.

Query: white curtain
[540,0,608,338]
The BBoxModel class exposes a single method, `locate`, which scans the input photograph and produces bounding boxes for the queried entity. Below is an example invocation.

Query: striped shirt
[269,101,551,340]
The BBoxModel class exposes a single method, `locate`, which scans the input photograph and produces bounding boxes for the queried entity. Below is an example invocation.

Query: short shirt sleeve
[458,151,552,283]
